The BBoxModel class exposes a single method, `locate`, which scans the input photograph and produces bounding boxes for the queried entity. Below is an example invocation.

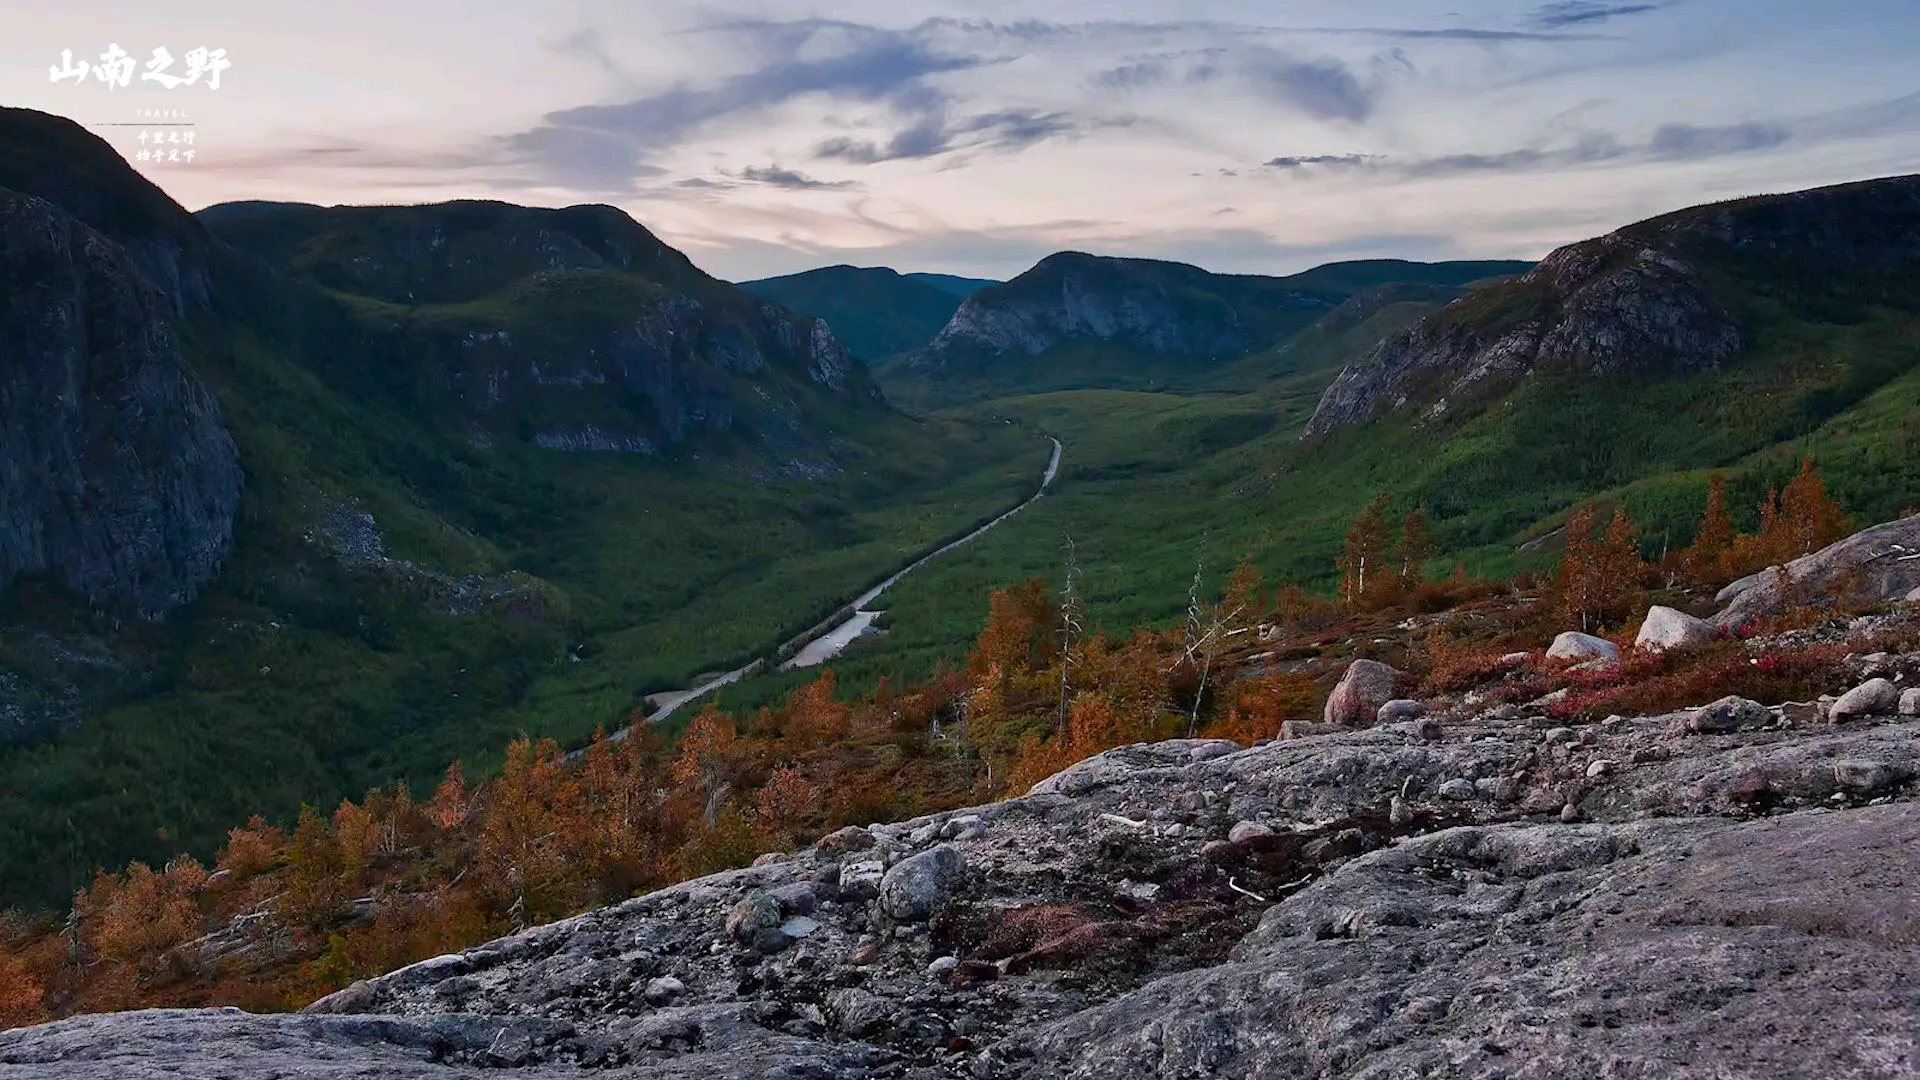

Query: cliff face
[1303,173,1920,438]
[0,190,239,616]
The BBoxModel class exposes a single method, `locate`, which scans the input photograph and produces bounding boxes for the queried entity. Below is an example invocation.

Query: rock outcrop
[10,629,1920,1077]
[0,189,240,616]
[1715,513,1920,628]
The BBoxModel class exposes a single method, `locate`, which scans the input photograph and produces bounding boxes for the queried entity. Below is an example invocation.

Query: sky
[5,1,1919,282]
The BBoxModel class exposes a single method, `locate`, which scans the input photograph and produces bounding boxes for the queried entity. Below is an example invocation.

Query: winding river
[641,435,1062,724]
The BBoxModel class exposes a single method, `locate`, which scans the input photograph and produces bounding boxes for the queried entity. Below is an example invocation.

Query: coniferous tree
[1778,456,1849,557]
[1681,474,1736,581]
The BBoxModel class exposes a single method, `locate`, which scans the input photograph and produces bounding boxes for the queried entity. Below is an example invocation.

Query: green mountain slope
[0,108,1042,907]
[737,264,966,363]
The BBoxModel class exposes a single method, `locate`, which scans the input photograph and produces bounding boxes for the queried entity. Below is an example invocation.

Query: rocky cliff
[1303,173,1920,438]
[0,110,241,616]
[8,605,1919,1077]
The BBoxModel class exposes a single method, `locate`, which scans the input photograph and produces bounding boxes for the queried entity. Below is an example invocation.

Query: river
[643,434,1062,724]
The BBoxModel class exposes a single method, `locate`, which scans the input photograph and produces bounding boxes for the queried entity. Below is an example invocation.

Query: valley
[4,100,1920,1066]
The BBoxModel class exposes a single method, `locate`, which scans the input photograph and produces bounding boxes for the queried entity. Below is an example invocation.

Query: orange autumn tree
[1556,504,1646,630]
[670,704,754,829]
[1775,455,1850,558]
[1679,474,1738,582]
[476,737,578,927]
[0,948,45,1028]
[1723,457,1851,574]
[782,670,852,744]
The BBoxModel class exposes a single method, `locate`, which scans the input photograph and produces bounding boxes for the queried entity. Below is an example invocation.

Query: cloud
[1265,153,1377,169]
[502,20,994,188]
[737,165,859,190]
[1091,61,1171,90]
[1647,121,1792,159]
[815,108,1081,164]
[1530,2,1671,29]
[1238,48,1381,122]
[1259,124,1796,179]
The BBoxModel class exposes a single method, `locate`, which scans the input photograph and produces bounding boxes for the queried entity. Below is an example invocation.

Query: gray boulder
[1688,696,1772,734]
[1635,606,1720,652]
[1714,514,1920,628]
[1323,660,1403,726]
[877,844,966,921]
[1376,699,1426,723]
[1547,632,1619,664]
[1830,678,1900,722]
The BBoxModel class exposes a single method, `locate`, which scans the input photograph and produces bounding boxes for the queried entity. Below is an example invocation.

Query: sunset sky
[6,1,1918,281]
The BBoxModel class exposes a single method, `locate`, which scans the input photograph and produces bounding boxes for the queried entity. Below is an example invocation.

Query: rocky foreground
[6,621,1920,1078]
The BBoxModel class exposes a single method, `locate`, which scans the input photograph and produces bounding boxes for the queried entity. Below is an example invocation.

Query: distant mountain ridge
[737,264,976,363]
[902,272,999,297]
[1305,175,1920,437]
[884,252,1531,404]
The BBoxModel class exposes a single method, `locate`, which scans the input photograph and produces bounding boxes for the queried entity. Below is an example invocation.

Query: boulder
[1830,678,1900,722]
[1547,632,1619,664]
[1376,699,1427,723]
[1688,696,1772,734]
[878,845,967,921]
[1227,821,1273,844]
[1713,514,1920,628]
[1901,688,1920,717]
[723,893,782,946]
[1635,606,1720,652]
[1323,660,1403,726]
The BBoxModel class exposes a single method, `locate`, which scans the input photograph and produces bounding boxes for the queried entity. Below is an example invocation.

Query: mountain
[0,107,1042,907]
[201,198,881,456]
[1306,176,1920,437]
[737,264,967,363]
[885,253,1531,406]
[903,271,1000,297]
